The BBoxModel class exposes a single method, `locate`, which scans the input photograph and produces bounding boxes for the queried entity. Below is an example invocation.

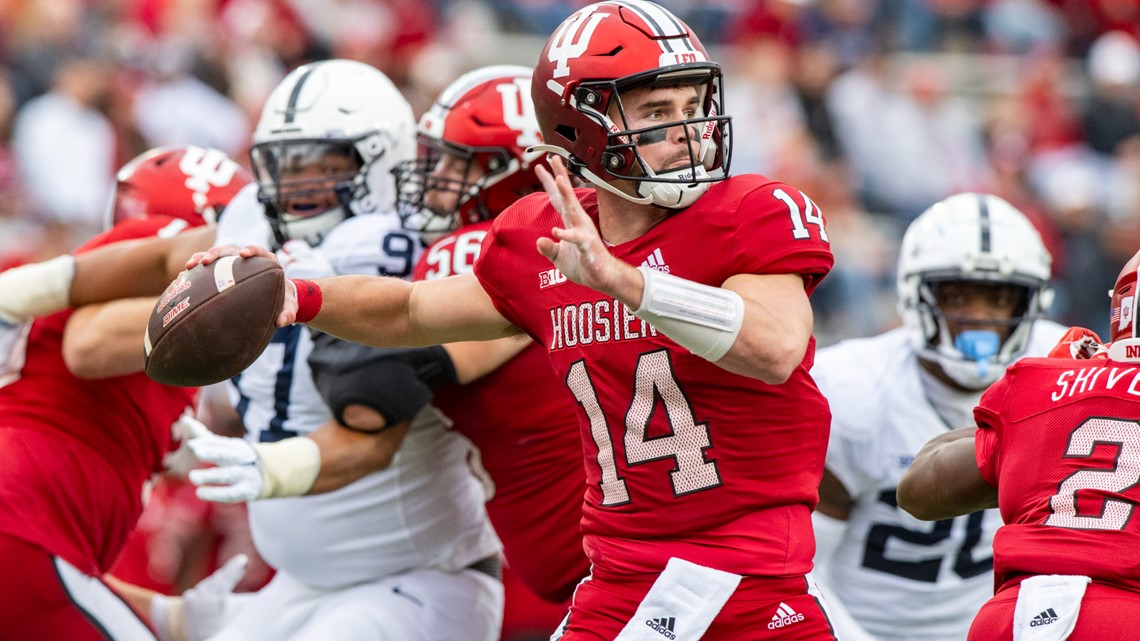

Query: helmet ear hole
[555,125,578,143]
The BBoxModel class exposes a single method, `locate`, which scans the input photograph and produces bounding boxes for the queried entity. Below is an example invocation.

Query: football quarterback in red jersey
[898,250,1140,641]
[189,2,836,639]
[399,65,590,607]
[0,145,250,640]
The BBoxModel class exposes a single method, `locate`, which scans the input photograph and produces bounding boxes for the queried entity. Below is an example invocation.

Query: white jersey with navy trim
[213,195,501,589]
[811,320,1066,641]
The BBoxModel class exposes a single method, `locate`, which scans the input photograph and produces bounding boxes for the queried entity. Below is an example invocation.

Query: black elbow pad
[307,332,457,428]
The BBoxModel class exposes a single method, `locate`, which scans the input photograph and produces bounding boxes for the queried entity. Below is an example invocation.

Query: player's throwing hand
[535,156,623,295]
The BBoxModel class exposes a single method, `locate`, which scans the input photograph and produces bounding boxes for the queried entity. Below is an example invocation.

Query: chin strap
[636,165,710,209]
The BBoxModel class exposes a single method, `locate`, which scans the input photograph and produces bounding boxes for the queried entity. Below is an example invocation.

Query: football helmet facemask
[393,65,546,238]
[107,145,252,230]
[897,193,1054,389]
[250,59,415,247]
[531,0,731,209]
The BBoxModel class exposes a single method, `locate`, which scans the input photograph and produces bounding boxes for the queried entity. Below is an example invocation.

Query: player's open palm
[536,156,621,295]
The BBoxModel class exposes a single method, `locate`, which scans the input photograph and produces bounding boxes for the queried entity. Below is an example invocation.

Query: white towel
[613,558,741,641]
[1012,575,1091,641]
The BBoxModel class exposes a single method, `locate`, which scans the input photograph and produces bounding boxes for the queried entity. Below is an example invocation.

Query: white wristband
[254,437,321,498]
[633,266,744,361]
[150,594,188,641]
[0,255,75,324]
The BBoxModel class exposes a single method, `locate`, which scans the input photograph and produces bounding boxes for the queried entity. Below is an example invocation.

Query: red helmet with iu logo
[107,145,253,229]
[531,0,732,209]
[394,65,546,237]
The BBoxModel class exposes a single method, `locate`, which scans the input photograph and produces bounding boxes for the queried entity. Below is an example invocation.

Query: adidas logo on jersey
[640,248,670,273]
[1030,608,1059,627]
[539,267,568,289]
[645,616,677,639]
[767,603,805,629]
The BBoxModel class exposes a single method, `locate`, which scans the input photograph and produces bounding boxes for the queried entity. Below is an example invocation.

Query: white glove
[181,415,320,503]
[151,554,249,641]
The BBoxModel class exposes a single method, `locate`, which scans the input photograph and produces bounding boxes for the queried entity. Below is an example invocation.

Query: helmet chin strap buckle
[954,330,1001,378]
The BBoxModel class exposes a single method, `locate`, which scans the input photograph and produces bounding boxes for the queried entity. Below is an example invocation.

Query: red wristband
[292,279,323,323]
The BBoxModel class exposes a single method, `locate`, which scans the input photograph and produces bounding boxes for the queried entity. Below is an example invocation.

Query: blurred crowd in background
[0,0,1138,341]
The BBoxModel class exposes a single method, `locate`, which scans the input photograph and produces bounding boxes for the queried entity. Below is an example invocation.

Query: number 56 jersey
[812,321,1064,641]
[475,176,833,577]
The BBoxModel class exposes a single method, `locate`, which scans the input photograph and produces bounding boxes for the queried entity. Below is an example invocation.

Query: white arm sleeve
[811,511,880,641]
[0,255,75,323]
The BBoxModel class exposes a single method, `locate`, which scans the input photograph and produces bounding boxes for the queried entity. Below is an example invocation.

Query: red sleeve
[975,424,998,487]
[973,374,1011,486]
[729,181,833,294]
[74,216,194,254]
[469,197,544,330]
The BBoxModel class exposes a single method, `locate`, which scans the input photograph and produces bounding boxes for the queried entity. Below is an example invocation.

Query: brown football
[144,255,284,386]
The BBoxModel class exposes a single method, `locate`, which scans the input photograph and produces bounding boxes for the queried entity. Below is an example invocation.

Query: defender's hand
[182,554,249,641]
[181,414,320,502]
[181,416,264,503]
[151,554,249,641]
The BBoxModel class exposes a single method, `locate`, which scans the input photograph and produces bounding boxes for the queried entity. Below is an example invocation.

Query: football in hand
[145,255,285,386]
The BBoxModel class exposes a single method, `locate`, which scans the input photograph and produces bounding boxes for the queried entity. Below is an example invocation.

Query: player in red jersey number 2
[192,2,837,639]
[898,249,1140,640]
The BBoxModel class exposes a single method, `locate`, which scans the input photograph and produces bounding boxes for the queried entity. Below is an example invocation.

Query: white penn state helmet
[250,59,415,247]
[897,193,1054,388]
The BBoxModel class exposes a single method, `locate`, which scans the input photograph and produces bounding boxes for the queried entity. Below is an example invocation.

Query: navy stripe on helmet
[284,64,319,124]
[977,194,991,253]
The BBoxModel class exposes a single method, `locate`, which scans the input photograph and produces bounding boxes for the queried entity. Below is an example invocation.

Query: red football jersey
[415,221,590,603]
[975,356,1140,593]
[0,217,198,575]
[475,176,833,576]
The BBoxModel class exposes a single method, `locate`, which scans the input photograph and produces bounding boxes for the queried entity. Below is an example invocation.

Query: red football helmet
[107,145,253,229]
[394,65,547,236]
[531,0,732,209]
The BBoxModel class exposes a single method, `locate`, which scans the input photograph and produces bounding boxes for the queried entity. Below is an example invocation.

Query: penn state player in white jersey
[810,194,1066,641]
[189,59,503,641]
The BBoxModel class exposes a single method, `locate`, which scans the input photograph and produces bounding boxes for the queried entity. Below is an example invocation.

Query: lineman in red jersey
[0,146,251,640]
[396,64,590,604]
[190,2,837,639]
[898,250,1140,641]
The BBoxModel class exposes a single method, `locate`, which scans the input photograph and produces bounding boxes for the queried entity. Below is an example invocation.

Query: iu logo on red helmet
[107,145,253,229]
[394,65,548,237]
[530,0,732,209]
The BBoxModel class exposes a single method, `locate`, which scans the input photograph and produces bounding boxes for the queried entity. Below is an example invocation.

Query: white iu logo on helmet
[180,146,241,213]
[548,6,607,80]
[497,78,542,148]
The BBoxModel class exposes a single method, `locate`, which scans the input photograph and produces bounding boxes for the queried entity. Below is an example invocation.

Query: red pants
[969,580,1140,641]
[0,533,155,641]
[558,566,836,641]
